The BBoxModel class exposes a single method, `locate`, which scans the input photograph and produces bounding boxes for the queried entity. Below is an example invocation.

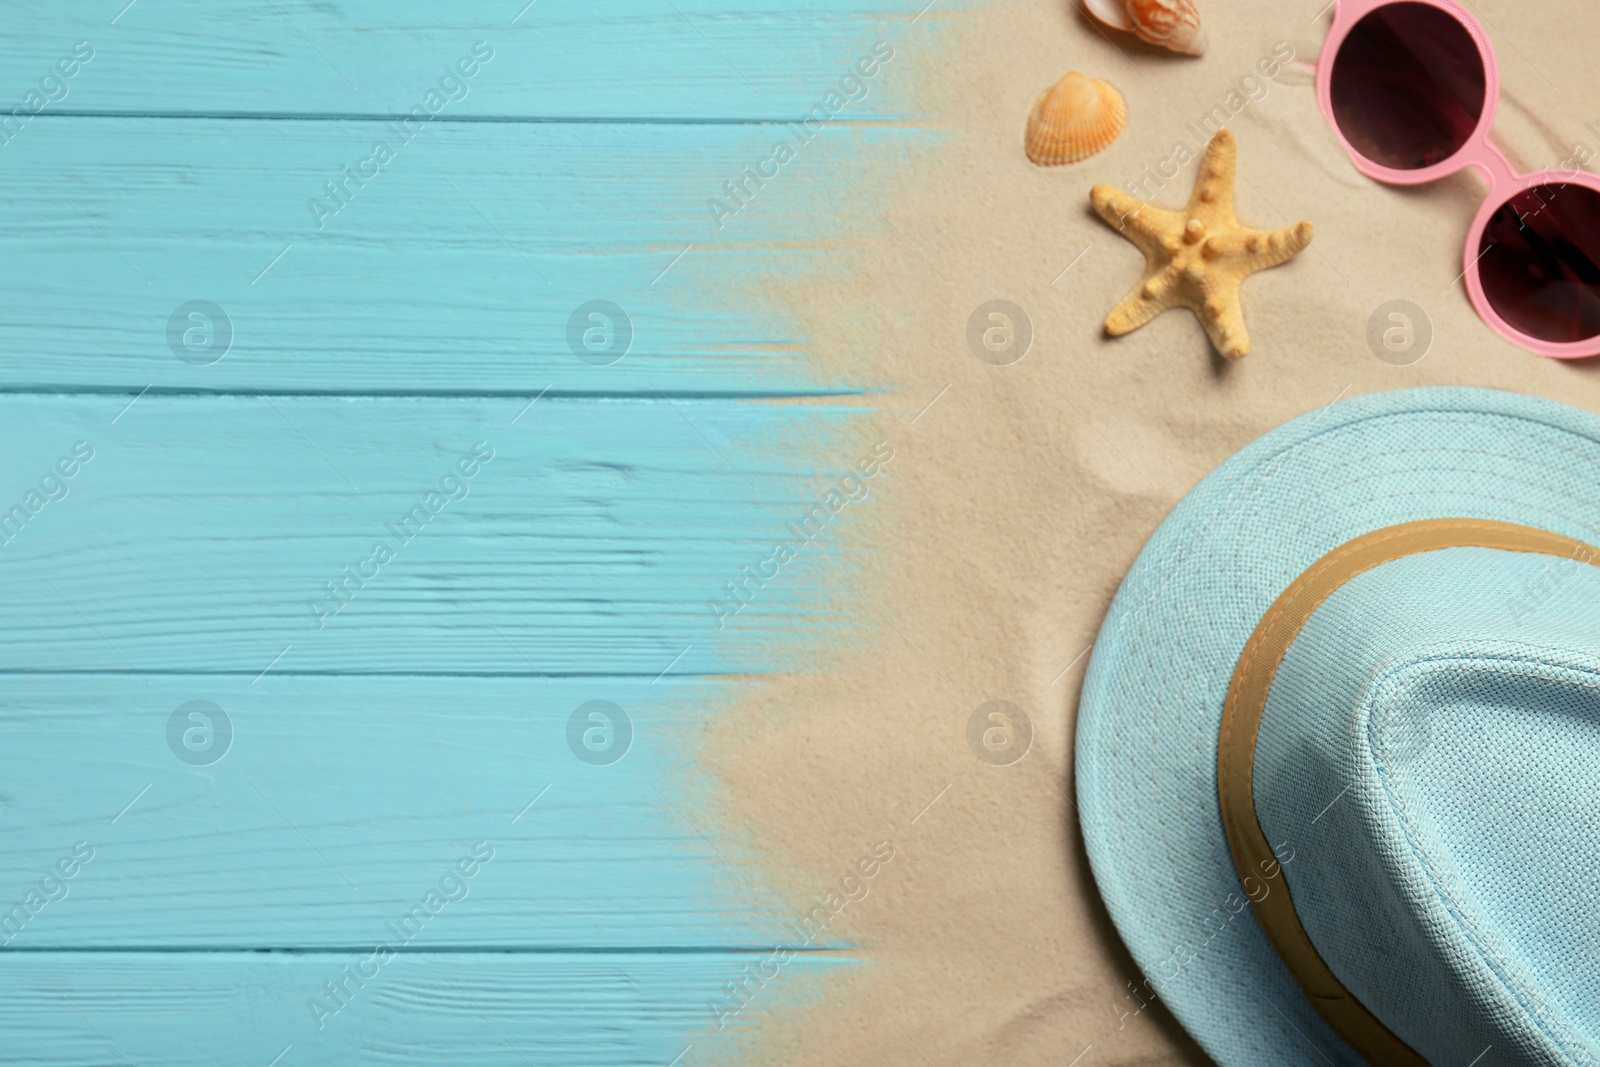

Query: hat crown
[1256,545,1600,1065]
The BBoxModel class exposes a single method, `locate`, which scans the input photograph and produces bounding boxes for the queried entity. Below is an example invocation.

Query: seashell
[1082,0,1131,30]
[1126,0,1207,55]
[1025,72,1126,167]
[1082,0,1207,56]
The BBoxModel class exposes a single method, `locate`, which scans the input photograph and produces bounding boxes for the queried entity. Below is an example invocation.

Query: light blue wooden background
[0,2,944,1062]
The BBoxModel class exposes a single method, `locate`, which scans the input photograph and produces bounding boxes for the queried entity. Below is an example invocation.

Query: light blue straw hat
[1076,387,1600,1066]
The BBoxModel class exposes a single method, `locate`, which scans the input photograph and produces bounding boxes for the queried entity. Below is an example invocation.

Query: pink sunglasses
[1318,0,1600,358]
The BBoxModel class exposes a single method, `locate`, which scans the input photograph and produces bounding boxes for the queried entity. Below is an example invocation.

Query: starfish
[1090,130,1312,360]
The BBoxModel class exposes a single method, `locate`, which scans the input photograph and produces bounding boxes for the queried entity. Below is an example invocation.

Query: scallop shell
[1127,0,1207,55]
[1025,72,1126,167]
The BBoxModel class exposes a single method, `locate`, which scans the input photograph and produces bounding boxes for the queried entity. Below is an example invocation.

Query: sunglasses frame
[1317,0,1600,359]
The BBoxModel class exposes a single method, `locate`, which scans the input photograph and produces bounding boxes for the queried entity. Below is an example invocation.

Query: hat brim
[1075,386,1600,1066]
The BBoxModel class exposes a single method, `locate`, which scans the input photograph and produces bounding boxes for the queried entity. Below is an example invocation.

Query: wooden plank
[0,117,923,394]
[0,950,850,1065]
[0,0,924,121]
[0,394,879,676]
[0,10,914,1064]
[0,674,831,947]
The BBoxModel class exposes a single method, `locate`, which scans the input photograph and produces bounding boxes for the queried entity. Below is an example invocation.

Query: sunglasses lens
[1477,184,1600,344]
[1330,2,1486,170]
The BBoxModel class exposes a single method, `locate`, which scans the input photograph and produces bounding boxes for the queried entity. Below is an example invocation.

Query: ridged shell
[1127,0,1207,55]
[1025,72,1126,167]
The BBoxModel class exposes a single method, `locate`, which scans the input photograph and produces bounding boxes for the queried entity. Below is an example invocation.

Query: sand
[708,0,1600,1063]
